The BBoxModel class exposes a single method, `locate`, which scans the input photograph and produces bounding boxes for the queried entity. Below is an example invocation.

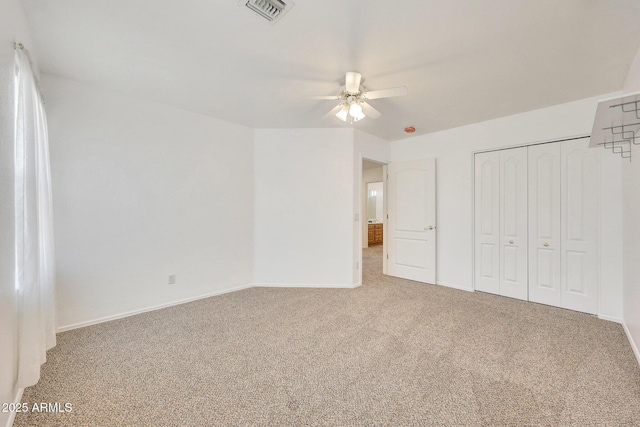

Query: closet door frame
[471,136,598,315]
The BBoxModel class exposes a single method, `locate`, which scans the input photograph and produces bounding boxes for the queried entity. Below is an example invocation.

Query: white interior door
[528,143,562,307]
[560,139,599,314]
[474,151,500,294]
[386,158,436,284]
[499,148,528,300]
[474,148,528,300]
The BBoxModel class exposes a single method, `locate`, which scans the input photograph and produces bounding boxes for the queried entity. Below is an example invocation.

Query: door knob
[509,240,514,244]
[428,226,434,230]
[543,242,549,247]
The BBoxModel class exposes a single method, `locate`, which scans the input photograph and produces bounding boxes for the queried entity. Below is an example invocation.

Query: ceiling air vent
[239,0,294,24]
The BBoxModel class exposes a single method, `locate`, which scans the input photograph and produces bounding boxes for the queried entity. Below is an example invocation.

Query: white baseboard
[57,281,361,333]
[5,388,24,427]
[598,314,623,323]
[56,284,254,333]
[253,282,358,289]
[436,281,474,292]
[598,316,640,367]
[622,320,640,368]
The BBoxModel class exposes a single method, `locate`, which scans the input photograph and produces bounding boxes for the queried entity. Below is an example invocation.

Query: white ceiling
[22,0,640,141]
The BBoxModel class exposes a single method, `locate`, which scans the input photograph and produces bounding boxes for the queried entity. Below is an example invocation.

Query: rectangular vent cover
[240,0,294,24]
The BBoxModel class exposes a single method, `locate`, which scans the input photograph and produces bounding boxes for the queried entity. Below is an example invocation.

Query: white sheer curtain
[14,44,56,388]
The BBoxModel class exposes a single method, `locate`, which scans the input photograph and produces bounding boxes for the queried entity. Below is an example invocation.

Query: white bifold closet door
[474,147,528,300]
[475,139,598,314]
[528,143,562,307]
[528,139,599,314]
[474,151,500,294]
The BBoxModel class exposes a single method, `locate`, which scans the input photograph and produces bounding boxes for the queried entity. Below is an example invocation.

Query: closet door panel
[474,152,500,294]
[561,140,598,314]
[528,144,561,307]
[499,148,528,300]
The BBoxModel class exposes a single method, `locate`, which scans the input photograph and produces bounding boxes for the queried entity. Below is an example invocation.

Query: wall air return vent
[239,0,295,24]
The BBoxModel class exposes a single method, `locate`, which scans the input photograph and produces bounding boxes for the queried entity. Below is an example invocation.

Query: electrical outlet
[168,274,176,285]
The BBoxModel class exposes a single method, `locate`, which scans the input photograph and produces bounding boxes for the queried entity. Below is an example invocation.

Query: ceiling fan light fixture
[352,111,366,121]
[336,104,349,121]
[348,102,363,118]
[307,71,408,123]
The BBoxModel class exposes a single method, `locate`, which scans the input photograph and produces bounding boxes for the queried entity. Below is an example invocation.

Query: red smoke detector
[404,126,416,133]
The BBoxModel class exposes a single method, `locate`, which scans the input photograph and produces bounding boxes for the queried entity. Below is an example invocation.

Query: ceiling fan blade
[345,72,362,93]
[361,86,408,100]
[360,102,381,119]
[323,104,344,120]
[304,95,340,100]
[335,104,349,121]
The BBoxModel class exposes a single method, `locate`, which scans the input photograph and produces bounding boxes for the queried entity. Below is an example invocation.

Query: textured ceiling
[21,0,640,140]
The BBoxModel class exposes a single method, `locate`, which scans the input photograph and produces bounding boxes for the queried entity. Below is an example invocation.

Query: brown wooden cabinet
[368,223,383,245]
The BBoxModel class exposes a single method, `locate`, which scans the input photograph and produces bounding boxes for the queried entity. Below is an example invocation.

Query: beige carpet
[15,245,640,426]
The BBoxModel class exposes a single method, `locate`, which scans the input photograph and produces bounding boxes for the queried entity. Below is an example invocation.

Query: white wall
[622,143,640,364]
[41,75,255,330]
[254,128,357,287]
[0,2,34,425]
[622,46,640,364]
[356,129,389,164]
[390,95,624,319]
[623,47,640,93]
[363,168,384,184]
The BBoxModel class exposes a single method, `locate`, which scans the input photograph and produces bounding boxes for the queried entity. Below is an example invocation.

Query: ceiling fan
[307,72,408,122]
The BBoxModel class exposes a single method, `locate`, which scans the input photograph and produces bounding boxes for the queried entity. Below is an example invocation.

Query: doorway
[362,159,386,280]
[359,157,438,287]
